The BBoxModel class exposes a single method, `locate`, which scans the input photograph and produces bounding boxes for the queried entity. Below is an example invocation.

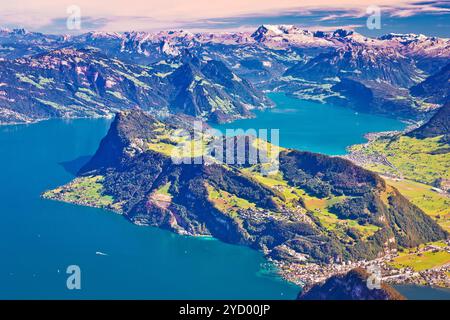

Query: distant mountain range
[0,25,449,125]
[0,47,268,124]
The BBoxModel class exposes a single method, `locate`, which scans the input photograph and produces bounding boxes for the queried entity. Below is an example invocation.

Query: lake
[215,93,407,155]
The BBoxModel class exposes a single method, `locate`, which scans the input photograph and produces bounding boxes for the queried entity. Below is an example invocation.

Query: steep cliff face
[46,109,447,265]
[298,268,406,300]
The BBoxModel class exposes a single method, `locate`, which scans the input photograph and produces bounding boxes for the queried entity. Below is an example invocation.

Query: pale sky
[1,0,449,35]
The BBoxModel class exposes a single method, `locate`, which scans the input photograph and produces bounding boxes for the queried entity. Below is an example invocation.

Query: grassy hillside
[389,243,450,272]
[348,135,449,185]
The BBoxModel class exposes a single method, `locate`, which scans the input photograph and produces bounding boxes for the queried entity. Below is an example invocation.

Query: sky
[1,0,449,37]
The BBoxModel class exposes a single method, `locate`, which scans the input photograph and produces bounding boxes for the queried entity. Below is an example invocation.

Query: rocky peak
[379,33,428,43]
[332,29,354,38]
[79,109,164,174]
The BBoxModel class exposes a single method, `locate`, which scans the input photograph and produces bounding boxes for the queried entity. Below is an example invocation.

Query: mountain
[407,102,450,141]
[410,62,450,105]
[255,29,449,111]
[260,28,448,118]
[72,29,304,86]
[379,33,450,72]
[0,25,449,124]
[0,47,166,124]
[298,268,405,300]
[379,33,450,57]
[0,28,66,59]
[0,47,269,124]
[43,109,447,271]
[250,25,335,49]
[278,44,427,118]
[2,26,448,64]
[250,26,450,64]
[285,45,423,87]
[73,27,448,88]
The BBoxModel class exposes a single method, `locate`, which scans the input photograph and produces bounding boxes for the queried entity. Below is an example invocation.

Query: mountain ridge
[1,25,449,125]
[44,109,448,281]
[407,102,450,142]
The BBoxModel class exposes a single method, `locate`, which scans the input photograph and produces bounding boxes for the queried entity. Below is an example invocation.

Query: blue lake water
[395,285,450,300]
[215,93,407,155]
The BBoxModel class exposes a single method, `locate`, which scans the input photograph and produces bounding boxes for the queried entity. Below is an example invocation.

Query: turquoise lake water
[0,95,447,299]
[0,118,299,299]
[395,285,450,300]
[215,93,407,155]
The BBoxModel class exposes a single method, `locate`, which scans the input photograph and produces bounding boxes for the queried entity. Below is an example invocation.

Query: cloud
[388,3,450,17]
[318,10,364,22]
[0,0,448,33]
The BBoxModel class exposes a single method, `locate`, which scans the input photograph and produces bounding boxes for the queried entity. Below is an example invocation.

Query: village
[275,239,450,289]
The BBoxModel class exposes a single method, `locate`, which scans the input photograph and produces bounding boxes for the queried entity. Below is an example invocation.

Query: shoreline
[43,191,450,292]
[0,90,420,128]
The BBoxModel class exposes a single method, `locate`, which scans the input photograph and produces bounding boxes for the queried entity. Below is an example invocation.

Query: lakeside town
[275,239,450,289]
